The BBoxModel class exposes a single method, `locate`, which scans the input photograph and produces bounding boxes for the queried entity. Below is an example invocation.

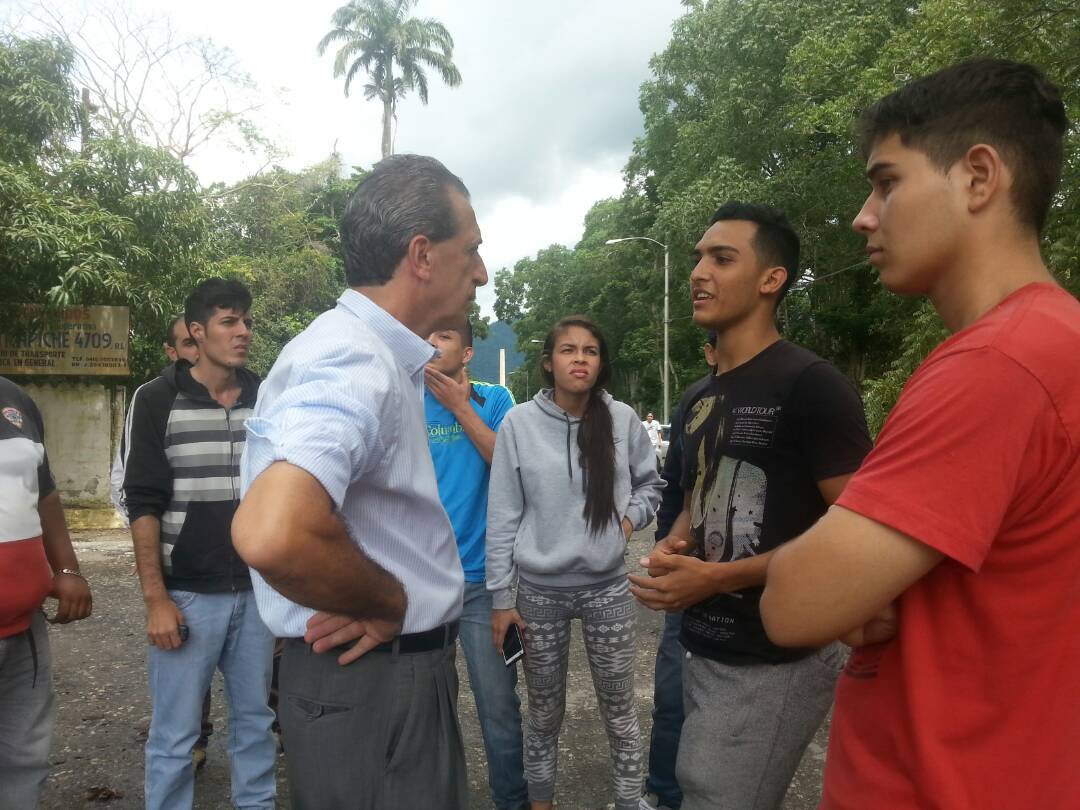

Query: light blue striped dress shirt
[240,289,464,637]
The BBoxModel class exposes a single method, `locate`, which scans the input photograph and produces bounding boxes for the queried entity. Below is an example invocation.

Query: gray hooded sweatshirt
[486,389,664,610]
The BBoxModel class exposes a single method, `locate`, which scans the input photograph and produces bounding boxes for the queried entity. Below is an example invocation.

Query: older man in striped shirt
[234,154,488,809]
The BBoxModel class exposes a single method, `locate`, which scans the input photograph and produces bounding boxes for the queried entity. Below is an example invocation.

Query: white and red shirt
[0,377,55,638]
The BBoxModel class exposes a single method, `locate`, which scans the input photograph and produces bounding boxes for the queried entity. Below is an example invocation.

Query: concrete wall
[24,382,124,508]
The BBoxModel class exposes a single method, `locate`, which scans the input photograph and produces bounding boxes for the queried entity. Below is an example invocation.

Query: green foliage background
[0,34,355,384]
[3,1,1079,431]
[497,0,1080,432]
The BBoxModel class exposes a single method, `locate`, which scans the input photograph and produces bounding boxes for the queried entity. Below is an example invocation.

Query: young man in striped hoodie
[123,279,276,810]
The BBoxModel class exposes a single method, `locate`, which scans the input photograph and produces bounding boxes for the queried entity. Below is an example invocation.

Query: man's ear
[188,321,206,345]
[406,233,434,282]
[962,143,1005,216]
[759,266,788,297]
[462,346,475,365]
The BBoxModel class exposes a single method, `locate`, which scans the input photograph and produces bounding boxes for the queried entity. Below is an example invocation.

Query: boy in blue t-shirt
[424,321,526,810]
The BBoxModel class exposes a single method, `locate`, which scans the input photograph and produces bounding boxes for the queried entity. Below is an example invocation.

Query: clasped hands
[627,535,720,612]
[628,535,897,646]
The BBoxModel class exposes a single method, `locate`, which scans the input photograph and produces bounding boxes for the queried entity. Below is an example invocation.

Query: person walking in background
[761,59,1080,810]
[487,315,663,810]
[630,203,871,810]
[123,279,276,810]
[425,320,527,810]
[642,412,662,448]
[233,154,487,809]
[639,330,716,810]
[0,377,93,810]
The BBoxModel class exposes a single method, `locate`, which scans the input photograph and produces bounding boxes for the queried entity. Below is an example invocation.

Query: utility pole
[605,237,671,424]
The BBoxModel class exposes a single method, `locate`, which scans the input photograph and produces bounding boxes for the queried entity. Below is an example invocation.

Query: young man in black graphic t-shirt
[675,341,869,663]
[630,202,871,810]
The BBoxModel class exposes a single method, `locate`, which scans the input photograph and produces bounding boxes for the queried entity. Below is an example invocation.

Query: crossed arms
[630,476,944,647]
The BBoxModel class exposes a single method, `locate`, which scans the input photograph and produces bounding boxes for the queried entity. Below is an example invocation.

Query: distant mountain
[470,321,524,384]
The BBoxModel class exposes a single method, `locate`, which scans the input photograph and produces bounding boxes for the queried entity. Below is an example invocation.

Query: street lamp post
[605,236,670,424]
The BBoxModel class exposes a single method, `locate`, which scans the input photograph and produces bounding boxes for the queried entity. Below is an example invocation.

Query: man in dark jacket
[123,279,275,810]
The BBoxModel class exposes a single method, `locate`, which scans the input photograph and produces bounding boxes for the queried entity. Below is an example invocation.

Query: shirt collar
[337,289,436,375]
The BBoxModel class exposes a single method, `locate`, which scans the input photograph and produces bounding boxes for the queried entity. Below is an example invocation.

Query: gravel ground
[40,528,827,809]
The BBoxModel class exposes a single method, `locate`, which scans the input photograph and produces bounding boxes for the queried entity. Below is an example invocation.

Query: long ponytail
[540,316,617,536]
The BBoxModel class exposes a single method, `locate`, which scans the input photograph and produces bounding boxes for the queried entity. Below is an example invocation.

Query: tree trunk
[381,59,395,158]
[80,87,94,154]
[849,342,866,389]
[381,99,393,158]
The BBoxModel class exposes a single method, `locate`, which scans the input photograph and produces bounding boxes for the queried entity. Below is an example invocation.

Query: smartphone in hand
[502,623,524,667]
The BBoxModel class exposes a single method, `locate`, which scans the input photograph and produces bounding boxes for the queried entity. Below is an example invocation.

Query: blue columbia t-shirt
[425,380,515,582]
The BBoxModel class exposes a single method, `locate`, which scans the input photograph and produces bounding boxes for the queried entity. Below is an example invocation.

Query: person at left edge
[122,279,276,810]
[0,377,92,810]
[425,320,528,810]
[233,154,487,810]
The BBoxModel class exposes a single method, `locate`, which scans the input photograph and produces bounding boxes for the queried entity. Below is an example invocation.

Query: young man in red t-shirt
[760,59,1078,809]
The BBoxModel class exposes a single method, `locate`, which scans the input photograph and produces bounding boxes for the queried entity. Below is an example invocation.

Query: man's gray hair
[341,154,470,287]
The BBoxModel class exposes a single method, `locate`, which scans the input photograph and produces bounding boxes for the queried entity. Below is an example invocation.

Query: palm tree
[318,0,462,158]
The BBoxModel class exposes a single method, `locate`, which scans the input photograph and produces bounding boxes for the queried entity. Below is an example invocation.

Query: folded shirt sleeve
[836,347,1057,572]
[242,348,394,511]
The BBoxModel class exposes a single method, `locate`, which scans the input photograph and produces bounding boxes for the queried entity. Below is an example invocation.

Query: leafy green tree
[0,35,211,384]
[0,34,77,164]
[206,158,361,375]
[496,194,682,414]
[318,0,462,158]
[496,0,1079,428]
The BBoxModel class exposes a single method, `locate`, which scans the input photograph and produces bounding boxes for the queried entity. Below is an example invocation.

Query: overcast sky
[9,0,687,315]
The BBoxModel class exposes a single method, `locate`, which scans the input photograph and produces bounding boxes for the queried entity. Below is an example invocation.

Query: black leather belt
[371,621,458,655]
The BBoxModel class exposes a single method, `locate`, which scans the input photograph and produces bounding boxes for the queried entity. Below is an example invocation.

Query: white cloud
[475,156,627,314]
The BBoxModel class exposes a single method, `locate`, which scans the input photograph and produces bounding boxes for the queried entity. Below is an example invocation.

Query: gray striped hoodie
[122,360,260,593]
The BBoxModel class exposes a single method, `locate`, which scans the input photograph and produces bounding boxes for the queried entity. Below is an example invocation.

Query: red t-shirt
[823,283,1080,810]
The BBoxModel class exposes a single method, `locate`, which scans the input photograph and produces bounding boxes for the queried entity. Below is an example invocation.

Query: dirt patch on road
[40,529,826,809]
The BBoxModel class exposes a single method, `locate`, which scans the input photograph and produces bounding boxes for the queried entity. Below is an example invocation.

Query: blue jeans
[145,589,276,810]
[458,581,528,810]
[0,612,55,810]
[645,610,684,808]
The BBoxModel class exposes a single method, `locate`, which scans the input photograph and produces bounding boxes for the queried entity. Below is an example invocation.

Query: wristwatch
[57,568,88,583]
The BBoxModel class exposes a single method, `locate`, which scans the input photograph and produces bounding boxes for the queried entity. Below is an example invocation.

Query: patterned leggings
[517,576,643,810]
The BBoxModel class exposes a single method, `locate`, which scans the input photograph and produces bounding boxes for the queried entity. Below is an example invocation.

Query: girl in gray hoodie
[487,316,663,810]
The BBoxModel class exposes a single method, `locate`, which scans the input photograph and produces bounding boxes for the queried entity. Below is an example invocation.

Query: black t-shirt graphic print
[679,341,872,665]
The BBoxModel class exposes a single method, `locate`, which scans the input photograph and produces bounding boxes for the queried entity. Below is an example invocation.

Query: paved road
[40,529,827,809]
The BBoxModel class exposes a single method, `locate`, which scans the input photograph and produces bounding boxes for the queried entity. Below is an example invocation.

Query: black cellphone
[178,624,190,643]
[502,623,525,667]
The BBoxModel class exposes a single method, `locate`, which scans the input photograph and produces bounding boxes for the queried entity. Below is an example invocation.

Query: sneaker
[192,747,207,773]
[638,793,676,810]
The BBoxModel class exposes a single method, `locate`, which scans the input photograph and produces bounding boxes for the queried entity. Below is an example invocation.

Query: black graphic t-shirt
[679,341,871,664]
